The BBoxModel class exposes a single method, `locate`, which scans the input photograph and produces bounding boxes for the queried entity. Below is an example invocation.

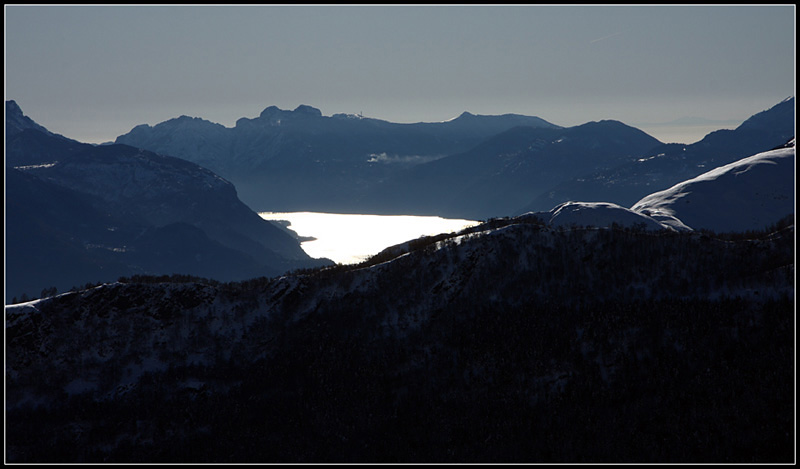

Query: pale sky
[4,4,796,144]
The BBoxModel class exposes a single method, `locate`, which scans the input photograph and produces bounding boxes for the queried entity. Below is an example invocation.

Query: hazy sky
[4,4,796,144]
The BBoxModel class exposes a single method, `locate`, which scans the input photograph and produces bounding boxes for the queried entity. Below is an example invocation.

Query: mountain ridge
[517,97,795,214]
[114,98,793,220]
[361,119,663,219]
[114,105,562,213]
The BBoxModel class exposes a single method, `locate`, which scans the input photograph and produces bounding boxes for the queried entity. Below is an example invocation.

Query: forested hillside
[6,216,794,463]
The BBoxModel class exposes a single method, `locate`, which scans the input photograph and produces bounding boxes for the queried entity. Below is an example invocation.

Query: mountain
[5,102,329,302]
[631,142,795,232]
[518,97,796,213]
[363,120,663,219]
[506,139,795,234]
[112,98,793,220]
[6,211,794,462]
[6,99,60,137]
[114,105,561,213]
[529,201,675,231]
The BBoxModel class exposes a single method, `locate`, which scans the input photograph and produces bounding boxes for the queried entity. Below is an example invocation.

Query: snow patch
[14,162,58,170]
[547,201,672,231]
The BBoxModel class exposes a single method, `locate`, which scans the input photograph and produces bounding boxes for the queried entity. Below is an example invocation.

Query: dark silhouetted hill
[6,211,793,462]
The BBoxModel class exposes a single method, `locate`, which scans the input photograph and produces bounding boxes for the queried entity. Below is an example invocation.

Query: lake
[260,212,480,265]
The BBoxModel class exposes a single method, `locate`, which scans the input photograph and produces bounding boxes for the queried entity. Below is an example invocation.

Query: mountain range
[6,98,795,300]
[5,94,795,462]
[6,101,329,302]
[114,98,794,220]
[115,105,560,214]
[362,119,662,219]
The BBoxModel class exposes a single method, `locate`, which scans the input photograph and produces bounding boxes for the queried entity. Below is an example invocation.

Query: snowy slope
[539,201,673,231]
[517,97,795,214]
[631,144,795,232]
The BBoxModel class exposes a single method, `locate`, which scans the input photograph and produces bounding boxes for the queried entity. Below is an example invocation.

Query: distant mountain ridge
[114,98,794,220]
[363,119,663,219]
[5,102,329,302]
[115,105,561,213]
[119,105,560,177]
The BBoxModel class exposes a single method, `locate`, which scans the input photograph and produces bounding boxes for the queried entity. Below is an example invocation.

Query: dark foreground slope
[6,216,795,463]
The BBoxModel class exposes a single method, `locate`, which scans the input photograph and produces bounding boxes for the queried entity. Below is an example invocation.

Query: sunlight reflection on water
[260,212,480,265]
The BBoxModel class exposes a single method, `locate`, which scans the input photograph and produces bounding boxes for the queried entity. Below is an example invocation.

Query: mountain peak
[6,99,22,115]
[259,105,283,119]
[737,96,795,132]
[5,99,55,137]
[293,104,323,117]
[256,104,323,120]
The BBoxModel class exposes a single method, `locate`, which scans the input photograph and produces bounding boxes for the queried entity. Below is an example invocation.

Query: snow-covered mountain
[533,201,674,231]
[5,102,330,302]
[515,141,795,234]
[631,143,795,232]
[517,97,795,214]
